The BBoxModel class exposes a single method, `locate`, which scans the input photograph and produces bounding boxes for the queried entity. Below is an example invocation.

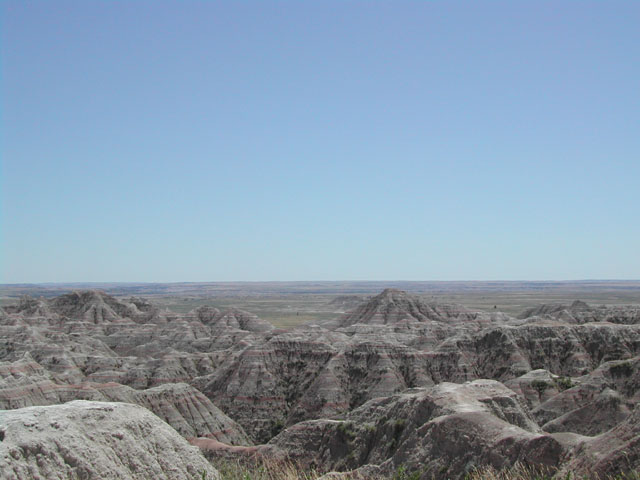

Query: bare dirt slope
[3,288,640,478]
[0,400,219,480]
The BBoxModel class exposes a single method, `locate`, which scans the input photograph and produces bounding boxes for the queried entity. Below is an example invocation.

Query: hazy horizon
[2,1,639,283]
[0,278,640,288]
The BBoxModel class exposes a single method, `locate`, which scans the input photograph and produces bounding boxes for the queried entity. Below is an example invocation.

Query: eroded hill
[2,288,640,478]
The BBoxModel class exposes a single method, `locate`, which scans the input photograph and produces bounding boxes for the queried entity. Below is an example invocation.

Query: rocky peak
[378,288,409,299]
[190,306,273,332]
[518,303,567,319]
[11,295,52,317]
[338,288,472,327]
[126,296,155,313]
[191,305,222,324]
[50,290,135,323]
[219,308,274,332]
[570,300,592,311]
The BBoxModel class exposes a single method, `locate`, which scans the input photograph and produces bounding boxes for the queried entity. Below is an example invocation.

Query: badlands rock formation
[0,355,250,445]
[0,400,219,479]
[2,287,640,478]
[519,299,640,324]
[262,380,563,474]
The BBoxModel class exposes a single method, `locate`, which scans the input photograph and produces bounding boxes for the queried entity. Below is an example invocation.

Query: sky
[1,1,639,283]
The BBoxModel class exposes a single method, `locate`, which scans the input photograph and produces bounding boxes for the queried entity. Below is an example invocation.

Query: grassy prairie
[3,281,640,329]
[151,294,342,328]
[150,288,640,329]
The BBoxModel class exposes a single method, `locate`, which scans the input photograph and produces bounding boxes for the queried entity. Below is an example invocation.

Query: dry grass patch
[205,460,640,480]
[465,463,640,480]
[210,458,322,480]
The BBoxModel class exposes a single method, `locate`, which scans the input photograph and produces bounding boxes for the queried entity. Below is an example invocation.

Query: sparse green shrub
[392,419,406,441]
[386,418,407,452]
[363,423,377,434]
[611,361,634,378]
[337,420,356,440]
[555,376,574,391]
[393,465,421,480]
[270,418,285,438]
[531,379,550,395]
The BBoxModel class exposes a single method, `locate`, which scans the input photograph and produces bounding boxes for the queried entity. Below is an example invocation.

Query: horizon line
[2,279,640,286]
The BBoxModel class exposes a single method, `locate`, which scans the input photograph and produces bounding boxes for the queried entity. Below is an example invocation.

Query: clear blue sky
[1,1,639,283]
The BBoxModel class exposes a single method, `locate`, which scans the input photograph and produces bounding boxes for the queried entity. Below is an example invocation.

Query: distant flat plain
[2,281,640,328]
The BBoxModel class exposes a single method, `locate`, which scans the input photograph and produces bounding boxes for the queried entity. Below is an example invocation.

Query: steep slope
[201,380,563,479]
[520,300,640,324]
[190,306,274,333]
[3,289,640,476]
[560,406,640,477]
[336,288,484,327]
[0,401,220,479]
[50,290,140,323]
[0,355,250,445]
[532,356,640,435]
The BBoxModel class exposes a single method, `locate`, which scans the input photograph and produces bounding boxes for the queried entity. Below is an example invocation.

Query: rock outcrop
[261,380,562,478]
[0,400,220,479]
[2,289,640,477]
[519,300,640,325]
[560,406,640,477]
[0,355,250,445]
[190,306,273,333]
[335,288,484,327]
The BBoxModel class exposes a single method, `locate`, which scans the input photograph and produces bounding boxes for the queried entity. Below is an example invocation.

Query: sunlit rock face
[0,401,220,480]
[2,288,640,477]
